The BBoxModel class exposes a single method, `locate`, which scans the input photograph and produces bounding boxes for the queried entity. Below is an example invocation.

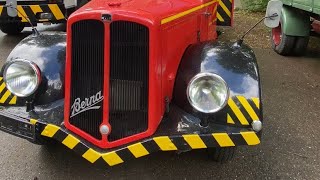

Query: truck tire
[271,23,296,56]
[0,22,25,35]
[293,36,309,56]
[207,147,236,163]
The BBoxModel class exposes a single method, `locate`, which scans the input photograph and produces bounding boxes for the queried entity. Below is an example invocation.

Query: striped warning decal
[0,77,17,105]
[217,0,233,26]
[212,2,218,23]
[161,0,217,24]
[226,96,260,126]
[34,120,260,166]
[0,4,65,23]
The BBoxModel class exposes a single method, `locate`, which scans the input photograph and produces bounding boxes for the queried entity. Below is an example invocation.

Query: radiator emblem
[70,91,104,118]
[101,14,112,22]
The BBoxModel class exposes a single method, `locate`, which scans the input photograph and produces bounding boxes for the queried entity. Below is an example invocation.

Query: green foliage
[240,0,269,11]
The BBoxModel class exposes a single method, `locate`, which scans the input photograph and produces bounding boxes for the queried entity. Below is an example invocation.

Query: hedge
[240,0,269,11]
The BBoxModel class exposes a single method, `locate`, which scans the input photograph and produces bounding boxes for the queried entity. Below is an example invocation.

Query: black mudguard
[2,32,66,106]
[173,41,262,126]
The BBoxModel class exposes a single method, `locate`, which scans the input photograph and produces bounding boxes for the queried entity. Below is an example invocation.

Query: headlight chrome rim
[187,72,230,114]
[3,59,41,97]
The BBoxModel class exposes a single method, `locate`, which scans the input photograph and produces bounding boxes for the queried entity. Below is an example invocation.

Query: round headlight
[187,73,229,113]
[3,60,41,97]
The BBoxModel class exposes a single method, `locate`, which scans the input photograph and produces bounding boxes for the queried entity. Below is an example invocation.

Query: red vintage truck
[0,0,270,166]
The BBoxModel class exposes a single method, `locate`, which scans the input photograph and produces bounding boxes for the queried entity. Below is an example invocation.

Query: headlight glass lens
[187,73,229,113]
[4,60,40,97]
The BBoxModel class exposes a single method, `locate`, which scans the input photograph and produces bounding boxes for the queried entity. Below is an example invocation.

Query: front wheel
[271,23,296,56]
[207,147,236,163]
[0,22,25,35]
[293,36,309,56]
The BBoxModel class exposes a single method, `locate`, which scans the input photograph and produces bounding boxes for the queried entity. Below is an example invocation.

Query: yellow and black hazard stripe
[217,0,233,26]
[32,119,260,166]
[0,4,65,23]
[0,77,17,105]
[226,96,260,125]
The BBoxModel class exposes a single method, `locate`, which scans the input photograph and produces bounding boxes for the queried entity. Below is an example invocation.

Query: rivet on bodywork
[252,120,262,132]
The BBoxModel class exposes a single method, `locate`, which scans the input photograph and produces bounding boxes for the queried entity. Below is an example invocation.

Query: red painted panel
[64,0,220,149]
[312,20,320,33]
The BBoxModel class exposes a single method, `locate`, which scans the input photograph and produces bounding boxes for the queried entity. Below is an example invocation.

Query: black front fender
[173,41,262,125]
[2,32,66,106]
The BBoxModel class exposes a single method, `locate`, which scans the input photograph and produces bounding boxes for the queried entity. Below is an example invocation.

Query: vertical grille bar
[109,21,149,141]
[69,20,105,140]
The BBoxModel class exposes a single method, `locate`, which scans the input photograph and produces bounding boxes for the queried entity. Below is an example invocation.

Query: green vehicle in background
[270,0,320,56]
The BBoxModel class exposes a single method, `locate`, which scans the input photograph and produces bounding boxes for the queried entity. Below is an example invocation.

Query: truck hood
[71,0,211,24]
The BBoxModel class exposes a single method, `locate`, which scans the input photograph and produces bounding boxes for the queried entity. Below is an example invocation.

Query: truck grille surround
[69,19,149,143]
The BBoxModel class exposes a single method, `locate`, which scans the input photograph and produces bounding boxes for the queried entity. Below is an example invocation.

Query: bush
[240,0,269,11]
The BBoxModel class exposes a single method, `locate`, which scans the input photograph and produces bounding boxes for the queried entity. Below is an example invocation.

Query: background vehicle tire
[271,23,296,56]
[207,147,236,163]
[293,36,309,56]
[0,22,25,35]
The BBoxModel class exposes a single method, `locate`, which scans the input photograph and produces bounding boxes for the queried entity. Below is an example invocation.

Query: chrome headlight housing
[187,73,229,113]
[3,59,41,97]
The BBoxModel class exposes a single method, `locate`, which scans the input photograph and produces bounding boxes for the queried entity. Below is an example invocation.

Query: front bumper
[0,4,66,24]
[0,103,261,166]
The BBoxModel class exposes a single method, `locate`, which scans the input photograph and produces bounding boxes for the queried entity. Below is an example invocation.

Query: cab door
[200,1,218,41]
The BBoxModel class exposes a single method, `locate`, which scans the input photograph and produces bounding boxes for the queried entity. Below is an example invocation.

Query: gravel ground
[219,10,320,50]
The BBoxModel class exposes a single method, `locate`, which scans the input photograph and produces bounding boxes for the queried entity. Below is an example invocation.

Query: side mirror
[6,0,17,17]
[264,0,283,28]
